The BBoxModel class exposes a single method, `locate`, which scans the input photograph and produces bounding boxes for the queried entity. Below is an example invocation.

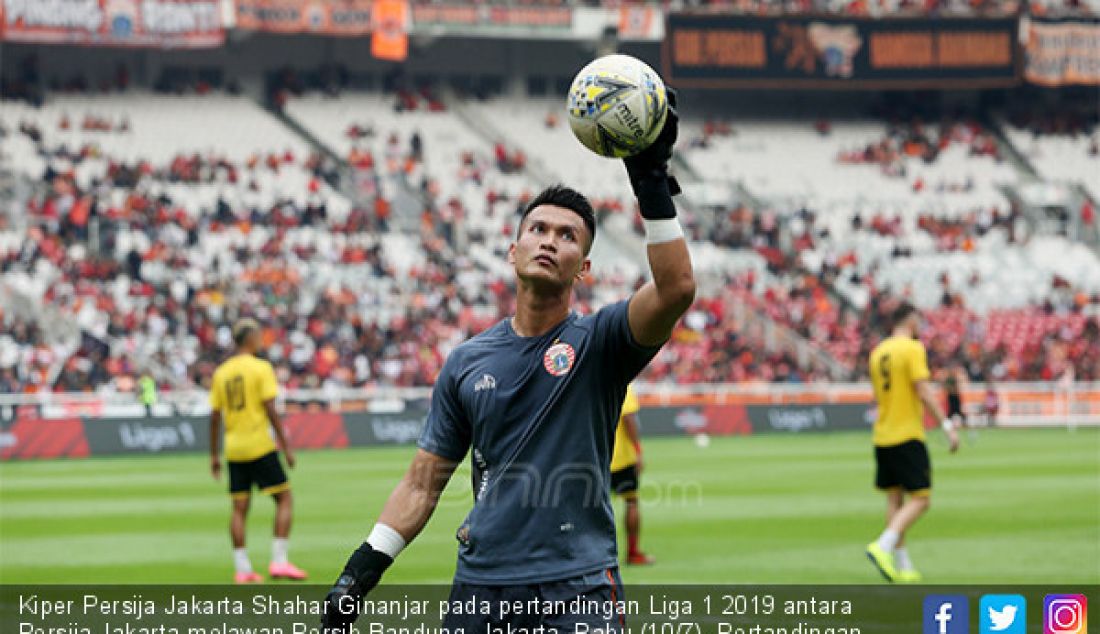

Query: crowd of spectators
[836,118,1001,180]
[860,287,1100,382]
[3,85,1098,396]
[777,194,1100,380]
[1008,105,1099,141]
[0,318,56,394]
[647,277,834,384]
[843,204,1024,251]
[406,0,1055,17]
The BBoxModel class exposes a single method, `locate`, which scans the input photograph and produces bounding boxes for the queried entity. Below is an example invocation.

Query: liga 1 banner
[233,0,373,35]
[4,386,1098,460]
[0,0,224,48]
[410,4,572,31]
[1024,17,1100,86]
[0,403,873,461]
[663,12,1019,89]
[0,409,429,460]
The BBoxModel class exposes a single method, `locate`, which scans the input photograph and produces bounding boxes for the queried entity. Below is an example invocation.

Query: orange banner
[619,6,655,40]
[234,0,373,35]
[371,0,409,61]
[1025,18,1100,86]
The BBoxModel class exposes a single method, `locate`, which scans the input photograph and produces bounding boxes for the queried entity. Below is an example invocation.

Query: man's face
[509,205,591,291]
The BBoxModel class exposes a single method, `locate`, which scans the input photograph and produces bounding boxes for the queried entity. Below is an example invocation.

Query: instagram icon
[1045,595,1088,634]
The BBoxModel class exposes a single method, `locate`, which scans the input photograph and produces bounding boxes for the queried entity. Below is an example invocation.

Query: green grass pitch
[1,428,1096,585]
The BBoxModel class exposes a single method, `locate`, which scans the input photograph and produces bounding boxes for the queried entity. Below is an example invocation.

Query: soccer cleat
[234,571,263,584]
[626,552,655,566]
[269,562,308,580]
[865,542,898,582]
[896,569,923,583]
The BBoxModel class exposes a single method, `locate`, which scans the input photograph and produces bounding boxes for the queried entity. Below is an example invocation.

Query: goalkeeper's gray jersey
[418,299,660,584]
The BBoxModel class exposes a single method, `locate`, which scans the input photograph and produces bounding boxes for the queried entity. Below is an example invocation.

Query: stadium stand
[1002,106,1100,202]
[2,80,1099,393]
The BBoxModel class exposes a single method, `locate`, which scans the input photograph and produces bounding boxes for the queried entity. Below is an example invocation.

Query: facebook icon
[924,595,970,634]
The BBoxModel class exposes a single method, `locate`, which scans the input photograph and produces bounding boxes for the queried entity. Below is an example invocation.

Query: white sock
[233,548,253,574]
[272,538,289,566]
[876,528,901,552]
[894,547,914,571]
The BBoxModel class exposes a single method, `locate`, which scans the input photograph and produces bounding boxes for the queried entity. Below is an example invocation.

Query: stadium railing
[1,382,1097,428]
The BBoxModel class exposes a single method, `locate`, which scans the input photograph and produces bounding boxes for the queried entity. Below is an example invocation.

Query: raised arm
[623,89,696,347]
[628,240,696,346]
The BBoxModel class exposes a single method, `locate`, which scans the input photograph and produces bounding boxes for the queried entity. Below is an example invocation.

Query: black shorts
[442,568,626,632]
[610,465,639,496]
[874,440,931,495]
[947,394,965,419]
[228,451,289,497]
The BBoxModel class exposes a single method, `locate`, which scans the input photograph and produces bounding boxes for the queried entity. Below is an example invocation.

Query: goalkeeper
[322,92,694,632]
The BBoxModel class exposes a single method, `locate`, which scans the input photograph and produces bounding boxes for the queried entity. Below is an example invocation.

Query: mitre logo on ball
[566,54,668,158]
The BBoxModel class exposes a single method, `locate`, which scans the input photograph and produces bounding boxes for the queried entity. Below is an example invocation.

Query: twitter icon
[981,595,1026,634]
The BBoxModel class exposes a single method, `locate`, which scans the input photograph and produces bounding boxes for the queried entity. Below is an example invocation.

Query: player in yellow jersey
[209,319,306,583]
[610,384,654,565]
[865,302,959,583]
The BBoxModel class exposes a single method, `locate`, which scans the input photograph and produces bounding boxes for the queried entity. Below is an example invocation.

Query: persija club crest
[543,342,576,377]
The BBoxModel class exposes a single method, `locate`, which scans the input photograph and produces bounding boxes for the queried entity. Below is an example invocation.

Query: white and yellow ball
[566,54,668,158]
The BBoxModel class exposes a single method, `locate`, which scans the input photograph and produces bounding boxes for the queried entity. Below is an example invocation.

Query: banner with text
[1,0,224,48]
[664,13,1019,89]
[6,388,1097,460]
[233,0,372,35]
[8,585,1097,634]
[640,402,875,437]
[1024,17,1100,86]
[0,406,429,460]
[411,4,572,32]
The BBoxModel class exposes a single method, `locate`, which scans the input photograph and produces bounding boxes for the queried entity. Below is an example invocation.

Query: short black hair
[233,318,260,346]
[892,302,918,330]
[518,185,596,253]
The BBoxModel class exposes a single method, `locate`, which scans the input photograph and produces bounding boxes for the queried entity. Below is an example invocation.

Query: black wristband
[633,178,678,220]
[344,541,393,589]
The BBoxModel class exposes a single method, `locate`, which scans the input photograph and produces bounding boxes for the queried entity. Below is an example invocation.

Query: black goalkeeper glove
[321,542,394,634]
[623,86,681,220]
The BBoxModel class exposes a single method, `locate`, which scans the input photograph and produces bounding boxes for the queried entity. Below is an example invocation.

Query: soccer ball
[566,54,669,158]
